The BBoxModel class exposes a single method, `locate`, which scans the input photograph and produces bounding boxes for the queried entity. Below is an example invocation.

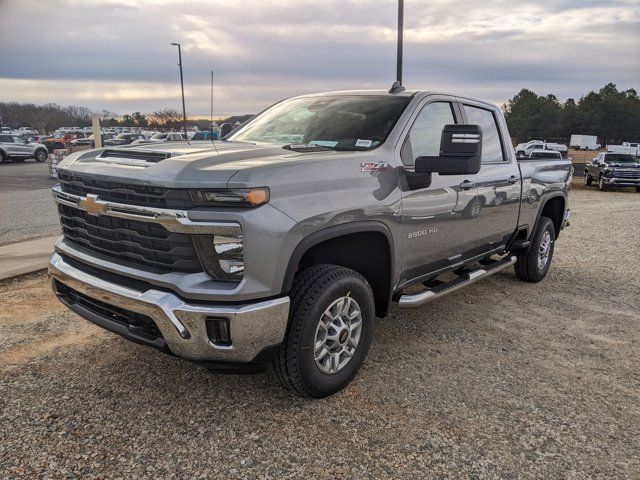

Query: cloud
[0,0,638,114]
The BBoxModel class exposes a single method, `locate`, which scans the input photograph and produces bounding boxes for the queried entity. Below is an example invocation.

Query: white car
[607,142,640,157]
[515,140,567,158]
[131,132,185,144]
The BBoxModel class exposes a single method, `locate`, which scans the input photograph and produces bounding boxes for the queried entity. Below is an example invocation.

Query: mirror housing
[415,124,482,175]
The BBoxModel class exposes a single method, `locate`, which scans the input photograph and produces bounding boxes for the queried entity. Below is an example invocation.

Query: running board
[398,255,517,308]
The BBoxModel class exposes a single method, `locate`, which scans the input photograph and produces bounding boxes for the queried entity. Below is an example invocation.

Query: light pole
[170,42,188,139]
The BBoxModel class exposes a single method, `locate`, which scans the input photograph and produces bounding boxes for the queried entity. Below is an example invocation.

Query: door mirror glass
[220,123,233,138]
[415,124,483,175]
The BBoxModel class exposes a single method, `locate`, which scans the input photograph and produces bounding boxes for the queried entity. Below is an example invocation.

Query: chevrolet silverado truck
[49,90,572,398]
[584,152,640,192]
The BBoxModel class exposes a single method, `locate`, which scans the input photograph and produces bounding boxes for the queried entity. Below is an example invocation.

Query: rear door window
[463,105,505,163]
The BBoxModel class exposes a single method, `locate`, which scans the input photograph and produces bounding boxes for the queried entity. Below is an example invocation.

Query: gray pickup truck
[49,90,572,397]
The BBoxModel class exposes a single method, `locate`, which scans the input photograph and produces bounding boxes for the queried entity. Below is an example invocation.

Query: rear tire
[274,264,375,398]
[514,216,555,283]
[0,150,6,163]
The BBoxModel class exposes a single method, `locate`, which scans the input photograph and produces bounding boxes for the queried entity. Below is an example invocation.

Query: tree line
[0,104,212,133]
[503,83,640,145]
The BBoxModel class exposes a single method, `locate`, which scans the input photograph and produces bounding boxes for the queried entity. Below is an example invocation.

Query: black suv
[584,152,640,192]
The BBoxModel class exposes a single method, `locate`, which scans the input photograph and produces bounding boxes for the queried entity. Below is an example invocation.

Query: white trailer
[570,134,600,150]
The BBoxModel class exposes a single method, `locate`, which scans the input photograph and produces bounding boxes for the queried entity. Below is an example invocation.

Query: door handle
[507,176,519,184]
[459,180,476,190]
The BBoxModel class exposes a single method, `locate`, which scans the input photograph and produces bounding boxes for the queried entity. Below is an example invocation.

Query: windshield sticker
[355,139,373,148]
[282,144,332,153]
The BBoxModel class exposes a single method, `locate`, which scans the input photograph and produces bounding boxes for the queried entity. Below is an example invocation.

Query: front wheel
[584,171,592,186]
[462,197,482,219]
[35,149,48,162]
[274,265,374,398]
[514,216,555,283]
[598,176,606,191]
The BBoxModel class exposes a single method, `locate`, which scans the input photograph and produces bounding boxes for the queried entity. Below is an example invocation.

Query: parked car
[0,134,48,163]
[584,152,640,191]
[570,134,600,151]
[103,133,146,146]
[606,142,640,157]
[527,150,563,160]
[188,130,219,141]
[131,132,185,144]
[49,89,572,397]
[1,127,13,134]
[515,141,567,158]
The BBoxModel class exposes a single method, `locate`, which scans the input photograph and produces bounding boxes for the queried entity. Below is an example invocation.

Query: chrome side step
[398,255,517,308]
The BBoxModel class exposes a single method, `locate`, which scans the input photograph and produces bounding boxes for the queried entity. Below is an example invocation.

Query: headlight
[192,225,244,282]
[190,188,269,208]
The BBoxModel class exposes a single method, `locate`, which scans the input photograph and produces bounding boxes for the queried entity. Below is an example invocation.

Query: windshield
[228,95,412,151]
[150,133,167,140]
[115,134,130,140]
[605,154,638,163]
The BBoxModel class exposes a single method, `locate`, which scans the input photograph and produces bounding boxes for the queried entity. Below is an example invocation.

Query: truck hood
[57,140,336,189]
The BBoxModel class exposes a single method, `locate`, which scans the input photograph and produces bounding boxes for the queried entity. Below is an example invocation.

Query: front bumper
[49,252,290,364]
[602,176,640,187]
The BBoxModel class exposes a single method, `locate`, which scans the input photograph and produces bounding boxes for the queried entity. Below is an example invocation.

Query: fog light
[206,318,231,346]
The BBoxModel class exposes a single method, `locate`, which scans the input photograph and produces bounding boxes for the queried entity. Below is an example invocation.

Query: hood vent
[98,149,173,163]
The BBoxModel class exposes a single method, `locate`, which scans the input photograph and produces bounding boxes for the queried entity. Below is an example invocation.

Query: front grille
[56,281,162,339]
[58,172,194,209]
[58,203,203,272]
[613,170,640,179]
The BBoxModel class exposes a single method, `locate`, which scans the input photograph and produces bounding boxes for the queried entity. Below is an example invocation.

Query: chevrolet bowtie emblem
[78,194,107,216]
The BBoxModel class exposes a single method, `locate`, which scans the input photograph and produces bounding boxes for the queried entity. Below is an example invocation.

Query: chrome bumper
[602,177,640,185]
[49,253,290,363]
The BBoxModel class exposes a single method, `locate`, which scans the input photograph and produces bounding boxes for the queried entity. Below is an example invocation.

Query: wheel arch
[282,221,395,318]
[534,194,566,240]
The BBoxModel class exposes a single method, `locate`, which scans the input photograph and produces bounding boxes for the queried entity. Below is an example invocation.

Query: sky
[0,0,638,116]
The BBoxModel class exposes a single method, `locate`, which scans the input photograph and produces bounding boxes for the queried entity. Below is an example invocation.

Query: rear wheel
[514,216,555,283]
[274,264,374,398]
[584,171,592,186]
[0,150,6,163]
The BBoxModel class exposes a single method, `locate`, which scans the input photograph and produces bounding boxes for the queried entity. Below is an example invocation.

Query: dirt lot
[1,186,639,479]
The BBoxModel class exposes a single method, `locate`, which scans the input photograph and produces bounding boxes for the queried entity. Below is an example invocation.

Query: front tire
[514,216,555,283]
[584,171,592,186]
[274,265,374,398]
[598,176,606,191]
[462,197,482,219]
[35,149,48,162]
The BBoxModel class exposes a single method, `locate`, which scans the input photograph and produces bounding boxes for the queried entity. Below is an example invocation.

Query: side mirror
[415,124,482,175]
[220,123,233,138]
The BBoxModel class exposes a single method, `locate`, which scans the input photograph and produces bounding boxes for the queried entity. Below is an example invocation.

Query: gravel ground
[1,186,639,479]
[0,162,60,245]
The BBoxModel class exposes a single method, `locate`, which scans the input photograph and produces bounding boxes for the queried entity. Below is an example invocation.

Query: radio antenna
[389,0,406,93]
[210,68,220,155]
